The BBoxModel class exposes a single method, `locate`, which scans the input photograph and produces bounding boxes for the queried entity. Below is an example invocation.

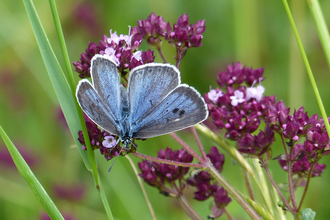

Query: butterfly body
[76,55,208,149]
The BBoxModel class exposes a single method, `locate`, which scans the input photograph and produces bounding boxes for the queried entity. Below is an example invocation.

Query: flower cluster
[187,147,231,218]
[77,114,122,160]
[138,147,193,192]
[74,12,205,78]
[73,27,155,78]
[205,62,275,143]
[237,125,275,157]
[206,62,329,177]
[265,101,329,176]
[137,12,205,62]
[278,144,326,177]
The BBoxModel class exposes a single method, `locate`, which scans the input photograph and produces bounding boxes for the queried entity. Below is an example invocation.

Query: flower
[246,85,265,102]
[102,136,117,148]
[207,89,223,104]
[73,26,154,78]
[230,90,245,106]
[138,148,193,193]
[237,125,274,157]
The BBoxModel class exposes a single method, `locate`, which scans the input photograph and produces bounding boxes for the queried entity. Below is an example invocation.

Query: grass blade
[22,0,91,169]
[0,126,64,220]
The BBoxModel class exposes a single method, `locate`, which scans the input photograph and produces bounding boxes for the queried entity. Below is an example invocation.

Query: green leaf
[22,0,91,169]
[0,126,64,220]
[300,208,316,220]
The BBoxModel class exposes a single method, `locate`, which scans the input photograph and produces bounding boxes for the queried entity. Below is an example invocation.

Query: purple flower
[165,13,205,49]
[138,147,193,193]
[278,144,326,177]
[77,113,103,150]
[73,26,153,78]
[205,63,272,141]
[237,125,274,157]
[73,36,107,78]
[208,186,232,218]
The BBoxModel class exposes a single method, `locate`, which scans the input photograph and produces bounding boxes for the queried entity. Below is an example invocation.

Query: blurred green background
[1,0,330,219]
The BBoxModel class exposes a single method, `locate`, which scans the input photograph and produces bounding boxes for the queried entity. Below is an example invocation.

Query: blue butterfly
[76,55,208,149]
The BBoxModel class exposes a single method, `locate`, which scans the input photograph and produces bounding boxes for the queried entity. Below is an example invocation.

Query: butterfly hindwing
[76,79,121,136]
[131,84,208,139]
[128,63,180,124]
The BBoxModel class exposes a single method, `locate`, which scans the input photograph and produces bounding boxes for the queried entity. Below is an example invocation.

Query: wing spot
[179,110,185,117]
[107,95,110,100]
[149,100,153,105]
[172,108,179,113]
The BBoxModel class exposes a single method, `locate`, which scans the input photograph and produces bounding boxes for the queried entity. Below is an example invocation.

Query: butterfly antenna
[131,141,154,169]
[108,146,125,173]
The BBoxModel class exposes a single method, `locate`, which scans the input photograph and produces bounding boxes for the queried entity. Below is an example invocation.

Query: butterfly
[76,55,208,149]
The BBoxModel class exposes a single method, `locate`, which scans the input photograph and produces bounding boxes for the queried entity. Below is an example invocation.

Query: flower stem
[207,164,261,219]
[169,132,205,163]
[297,162,316,211]
[125,155,157,220]
[191,127,208,161]
[224,208,234,220]
[287,147,297,210]
[157,48,167,63]
[243,168,255,201]
[176,194,203,220]
[261,160,293,213]
[131,153,203,169]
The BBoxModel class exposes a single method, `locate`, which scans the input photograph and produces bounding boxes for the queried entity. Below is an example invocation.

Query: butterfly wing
[90,55,122,121]
[130,84,208,139]
[128,63,180,124]
[76,80,121,136]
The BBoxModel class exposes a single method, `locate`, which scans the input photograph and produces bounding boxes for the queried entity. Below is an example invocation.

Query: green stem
[48,0,100,186]
[98,180,114,220]
[206,164,262,220]
[243,168,255,201]
[125,155,157,220]
[306,0,330,71]
[262,160,293,213]
[48,0,112,218]
[282,0,330,139]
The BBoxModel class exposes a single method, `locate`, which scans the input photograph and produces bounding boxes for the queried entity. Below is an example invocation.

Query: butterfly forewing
[91,55,122,121]
[131,84,208,139]
[128,64,180,124]
[76,79,121,136]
